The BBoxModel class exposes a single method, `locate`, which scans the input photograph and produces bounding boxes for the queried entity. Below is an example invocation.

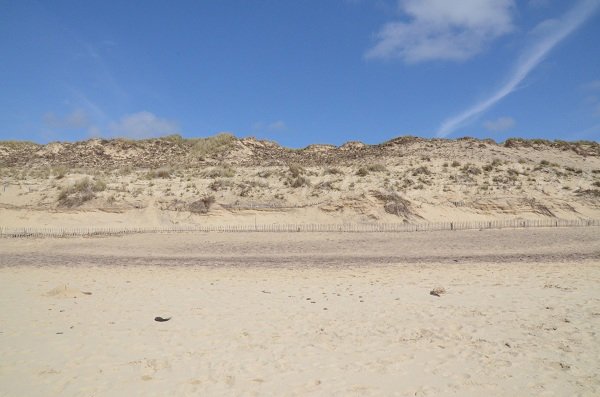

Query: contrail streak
[436,0,600,137]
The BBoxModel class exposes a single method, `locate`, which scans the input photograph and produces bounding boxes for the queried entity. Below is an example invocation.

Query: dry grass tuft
[188,195,216,214]
[52,166,68,179]
[365,163,387,173]
[373,191,413,217]
[287,175,311,188]
[288,164,306,178]
[146,167,172,179]
[323,167,343,175]
[58,177,106,207]
[190,133,236,158]
[203,165,235,178]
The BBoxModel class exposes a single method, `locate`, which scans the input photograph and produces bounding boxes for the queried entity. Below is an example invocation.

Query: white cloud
[253,120,287,132]
[437,0,600,137]
[365,0,515,62]
[109,111,178,138]
[483,117,515,132]
[43,109,91,130]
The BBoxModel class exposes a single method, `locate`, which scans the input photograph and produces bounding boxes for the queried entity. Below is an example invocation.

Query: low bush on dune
[203,165,235,178]
[323,167,343,175]
[57,177,106,207]
[412,166,431,176]
[52,165,68,179]
[209,178,233,191]
[257,170,273,178]
[145,167,172,179]
[188,195,216,214]
[575,189,600,198]
[461,163,482,175]
[283,164,310,187]
[356,167,369,177]
[288,164,305,178]
[482,158,503,172]
[372,191,413,217]
[365,163,387,173]
[314,180,339,191]
[286,175,311,188]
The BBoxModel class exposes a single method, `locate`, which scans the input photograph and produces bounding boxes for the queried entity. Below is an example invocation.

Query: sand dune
[1,136,599,227]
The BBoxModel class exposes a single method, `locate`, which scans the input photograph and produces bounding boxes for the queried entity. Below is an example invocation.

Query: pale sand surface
[1,228,600,396]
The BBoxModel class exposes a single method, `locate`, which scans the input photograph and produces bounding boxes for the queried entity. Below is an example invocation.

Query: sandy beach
[1,227,599,396]
[3,1,600,395]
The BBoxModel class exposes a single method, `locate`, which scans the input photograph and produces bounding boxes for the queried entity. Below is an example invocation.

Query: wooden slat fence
[0,218,598,238]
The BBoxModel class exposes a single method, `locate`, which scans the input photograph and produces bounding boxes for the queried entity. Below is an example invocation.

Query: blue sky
[1,0,600,147]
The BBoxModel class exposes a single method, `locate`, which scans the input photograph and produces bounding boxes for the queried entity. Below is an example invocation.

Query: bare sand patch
[0,228,599,396]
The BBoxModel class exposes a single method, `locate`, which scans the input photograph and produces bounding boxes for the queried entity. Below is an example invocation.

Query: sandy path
[1,229,599,396]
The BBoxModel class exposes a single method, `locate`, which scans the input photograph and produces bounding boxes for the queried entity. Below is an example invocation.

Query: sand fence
[0,218,599,238]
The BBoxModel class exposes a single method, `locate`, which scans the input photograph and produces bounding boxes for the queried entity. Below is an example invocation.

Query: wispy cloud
[109,111,179,138]
[483,116,515,132]
[582,90,600,117]
[43,109,91,130]
[437,0,600,137]
[570,122,600,140]
[365,0,515,63]
[252,120,287,132]
[582,79,600,91]
[529,0,551,8]
[68,88,108,122]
